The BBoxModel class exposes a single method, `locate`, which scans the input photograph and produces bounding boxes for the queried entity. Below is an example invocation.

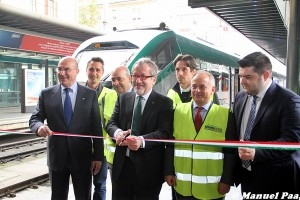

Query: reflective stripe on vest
[106,144,116,153]
[176,173,221,184]
[175,150,223,160]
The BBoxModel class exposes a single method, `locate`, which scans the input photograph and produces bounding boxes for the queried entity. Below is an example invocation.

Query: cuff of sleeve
[139,136,145,148]
[113,129,123,139]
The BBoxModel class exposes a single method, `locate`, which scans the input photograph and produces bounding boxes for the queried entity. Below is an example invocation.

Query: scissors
[119,132,130,146]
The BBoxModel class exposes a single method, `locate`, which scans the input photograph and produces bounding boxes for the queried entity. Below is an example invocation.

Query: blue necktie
[64,88,73,128]
[242,95,257,169]
[131,96,142,135]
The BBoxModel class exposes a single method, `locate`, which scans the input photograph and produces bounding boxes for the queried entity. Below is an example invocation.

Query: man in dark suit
[106,57,173,199]
[29,56,103,200]
[233,52,300,194]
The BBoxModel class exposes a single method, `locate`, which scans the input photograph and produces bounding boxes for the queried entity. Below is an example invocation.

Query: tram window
[150,39,174,70]
[215,75,220,92]
[210,74,220,92]
[154,50,168,70]
[221,72,229,91]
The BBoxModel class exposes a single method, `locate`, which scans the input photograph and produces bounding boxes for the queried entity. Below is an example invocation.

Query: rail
[0,137,47,163]
[0,137,48,198]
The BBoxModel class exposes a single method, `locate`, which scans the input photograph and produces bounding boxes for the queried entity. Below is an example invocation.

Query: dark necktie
[181,91,191,103]
[64,88,73,128]
[195,107,203,132]
[242,95,257,169]
[131,96,142,135]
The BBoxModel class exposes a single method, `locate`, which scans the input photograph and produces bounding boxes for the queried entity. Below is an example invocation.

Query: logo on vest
[204,125,222,133]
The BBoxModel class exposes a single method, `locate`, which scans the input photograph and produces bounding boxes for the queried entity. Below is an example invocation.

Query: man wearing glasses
[106,57,173,199]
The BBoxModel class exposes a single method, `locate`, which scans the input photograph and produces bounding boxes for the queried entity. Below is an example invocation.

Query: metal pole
[286,0,300,94]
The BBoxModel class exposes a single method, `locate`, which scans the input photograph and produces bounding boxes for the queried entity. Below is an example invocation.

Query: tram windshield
[75,49,137,84]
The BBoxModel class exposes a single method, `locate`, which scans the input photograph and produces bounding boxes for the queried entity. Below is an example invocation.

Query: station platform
[0,154,243,200]
[0,106,32,131]
[0,154,48,198]
[0,107,243,199]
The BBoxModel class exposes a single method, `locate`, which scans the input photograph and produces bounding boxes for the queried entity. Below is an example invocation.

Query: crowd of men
[29,52,300,200]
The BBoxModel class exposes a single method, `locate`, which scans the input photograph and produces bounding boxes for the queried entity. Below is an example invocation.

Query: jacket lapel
[237,94,248,129]
[51,85,65,123]
[139,91,157,129]
[127,92,136,129]
[253,82,276,126]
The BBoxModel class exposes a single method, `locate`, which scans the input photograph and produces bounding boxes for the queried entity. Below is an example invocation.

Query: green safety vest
[174,102,229,199]
[167,88,215,108]
[102,91,118,164]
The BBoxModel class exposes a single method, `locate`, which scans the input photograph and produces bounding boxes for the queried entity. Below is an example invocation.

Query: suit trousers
[49,166,92,200]
[112,157,162,200]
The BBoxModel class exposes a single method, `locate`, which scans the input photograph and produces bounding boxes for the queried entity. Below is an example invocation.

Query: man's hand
[126,136,142,151]
[116,130,131,146]
[164,175,176,186]
[238,147,255,161]
[91,161,102,175]
[37,125,53,137]
[218,182,230,195]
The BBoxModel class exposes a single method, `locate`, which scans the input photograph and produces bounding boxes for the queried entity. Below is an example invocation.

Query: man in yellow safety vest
[101,66,132,179]
[85,57,115,200]
[165,70,236,200]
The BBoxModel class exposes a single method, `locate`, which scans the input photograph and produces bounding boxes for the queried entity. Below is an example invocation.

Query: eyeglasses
[56,67,76,73]
[131,74,154,80]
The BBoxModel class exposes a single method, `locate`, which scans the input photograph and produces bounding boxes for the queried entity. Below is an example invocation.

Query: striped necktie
[242,95,257,169]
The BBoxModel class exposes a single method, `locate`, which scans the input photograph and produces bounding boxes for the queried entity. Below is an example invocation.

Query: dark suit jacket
[106,90,173,188]
[233,81,300,193]
[29,83,103,171]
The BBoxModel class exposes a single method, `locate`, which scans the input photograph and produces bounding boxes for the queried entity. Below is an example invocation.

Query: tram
[72,25,285,108]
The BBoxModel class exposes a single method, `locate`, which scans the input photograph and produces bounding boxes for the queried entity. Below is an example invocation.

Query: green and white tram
[73,27,242,108]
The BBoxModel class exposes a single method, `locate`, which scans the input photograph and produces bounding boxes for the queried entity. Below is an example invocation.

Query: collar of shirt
[61,82,78,95]
[192,101,211,111]
[135,89,152,102]
[180,85,191,93]
[135,89,152,112]
[61,82,78,109]
[192,101,211,122]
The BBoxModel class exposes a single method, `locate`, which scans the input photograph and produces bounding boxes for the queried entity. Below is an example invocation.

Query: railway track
[0,127,47,164]
[0,130,49,198]
[0,137,47,164]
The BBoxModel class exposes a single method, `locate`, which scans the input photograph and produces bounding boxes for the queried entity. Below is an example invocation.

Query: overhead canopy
[0,4,105,65]
[188,0,287,64]
[0,4,103,42]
